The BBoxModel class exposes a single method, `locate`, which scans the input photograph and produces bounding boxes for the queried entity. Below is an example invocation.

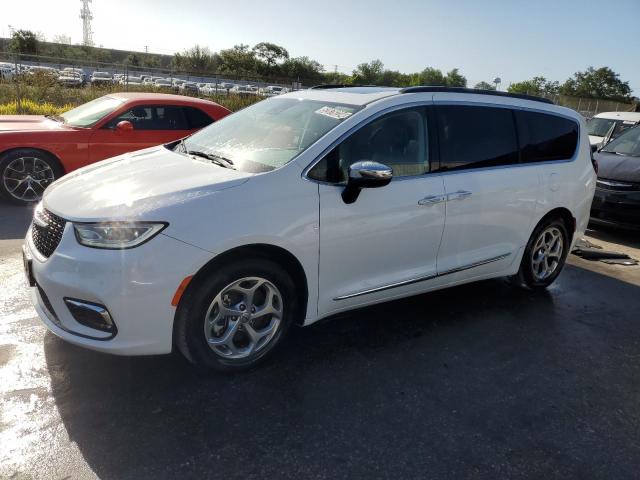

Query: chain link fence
[0,52,306,114]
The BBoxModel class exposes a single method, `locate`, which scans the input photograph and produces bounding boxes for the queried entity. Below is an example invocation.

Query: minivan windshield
[182,97,361,172]
[60,95,125,127]
[601,126,640,157]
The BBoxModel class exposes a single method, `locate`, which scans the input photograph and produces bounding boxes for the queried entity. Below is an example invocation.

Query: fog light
[64,298,117,334]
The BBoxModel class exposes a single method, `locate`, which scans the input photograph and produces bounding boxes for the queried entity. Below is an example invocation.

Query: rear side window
[436,105,518,171]
[516,110,578,162]
[184,107,213,129]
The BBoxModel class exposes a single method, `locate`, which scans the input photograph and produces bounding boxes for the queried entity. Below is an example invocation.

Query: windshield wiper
[187,150,236,169]
[45,114,65,123]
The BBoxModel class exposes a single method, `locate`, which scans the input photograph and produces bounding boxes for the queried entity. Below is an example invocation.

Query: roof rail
[309,84,378,90]
[399,86,554,104]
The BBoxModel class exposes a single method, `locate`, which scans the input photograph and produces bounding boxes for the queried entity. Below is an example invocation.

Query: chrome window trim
[333,253,511,301]
[303,98,583,186]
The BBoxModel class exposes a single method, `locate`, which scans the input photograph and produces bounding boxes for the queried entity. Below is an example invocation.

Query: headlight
[73,222,167,249]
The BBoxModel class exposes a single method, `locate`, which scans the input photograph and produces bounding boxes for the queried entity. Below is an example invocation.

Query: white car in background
[230,84,258,95]
[260,85,287,97]
[119,75,143,86]
[90,71,113,85]
[0,64,14,81]
[154,78,173,89]
[24,86,595,371]
[57,71,83,87]
[586,111,640,147]
[200,83,229,96]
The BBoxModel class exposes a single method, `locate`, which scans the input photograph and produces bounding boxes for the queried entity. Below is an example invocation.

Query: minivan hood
[44,146,252,221]
[595,151,640,183]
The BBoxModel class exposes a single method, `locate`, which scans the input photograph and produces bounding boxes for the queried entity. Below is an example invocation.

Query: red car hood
[0,115,74,132]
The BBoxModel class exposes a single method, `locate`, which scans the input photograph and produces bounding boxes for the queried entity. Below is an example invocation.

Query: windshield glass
[182,97,361,172]
[587,118,616,137]
[61,96,125,127]
[601,126,640,157]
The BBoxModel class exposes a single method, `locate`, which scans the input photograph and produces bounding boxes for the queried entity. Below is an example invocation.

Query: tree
[352,60,385,85]
[445,68,467,87]
[280,56,324,82]
[172,45,214,72]
[474,81,496,91]
[253,42,289,69]
[508,76,559,96]
[124,53,141,67]
[559,67,631,101]
[9,29,39,54]
[218,44,257,75]
[415,67,446,86]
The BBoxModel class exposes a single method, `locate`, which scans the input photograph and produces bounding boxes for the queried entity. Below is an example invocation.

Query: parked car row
[0,62,292,97]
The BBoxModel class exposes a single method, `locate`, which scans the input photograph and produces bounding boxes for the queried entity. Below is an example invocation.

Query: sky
[3,0,640,93]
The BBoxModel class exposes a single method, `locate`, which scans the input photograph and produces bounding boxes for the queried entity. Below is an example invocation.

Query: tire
[0,149,62,205]
[175,258,298,371]
[510,217,570,290]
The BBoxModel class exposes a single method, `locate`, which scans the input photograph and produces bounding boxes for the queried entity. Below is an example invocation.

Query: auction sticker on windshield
[315,106,354,120]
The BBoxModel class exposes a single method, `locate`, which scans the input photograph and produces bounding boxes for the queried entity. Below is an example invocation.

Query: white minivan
[24,86,596,370]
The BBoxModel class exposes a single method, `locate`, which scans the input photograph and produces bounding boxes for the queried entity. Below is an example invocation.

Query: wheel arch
[536,207,576,243]
[0,146,66,175]
[177,243,309,326]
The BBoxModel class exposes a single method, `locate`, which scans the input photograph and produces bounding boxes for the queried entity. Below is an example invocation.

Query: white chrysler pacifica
[24,86,597,370]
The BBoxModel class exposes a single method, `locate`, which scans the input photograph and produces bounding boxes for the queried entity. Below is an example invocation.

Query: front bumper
[25,222,212,355]
[590,186,640,230]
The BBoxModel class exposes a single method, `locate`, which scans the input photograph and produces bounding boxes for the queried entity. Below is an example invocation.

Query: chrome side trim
[333,252,511,301]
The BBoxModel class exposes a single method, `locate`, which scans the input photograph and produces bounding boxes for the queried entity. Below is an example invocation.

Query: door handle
[446,190,472,201]
[418,194,446,206]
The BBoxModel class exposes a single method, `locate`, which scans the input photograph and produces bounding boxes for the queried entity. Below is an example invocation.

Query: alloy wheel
[2,156,55,202]
[531,226,564,281]
[204,277,283,359]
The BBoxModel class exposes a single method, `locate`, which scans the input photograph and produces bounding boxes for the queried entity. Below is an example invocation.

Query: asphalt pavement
[1,202,639,479]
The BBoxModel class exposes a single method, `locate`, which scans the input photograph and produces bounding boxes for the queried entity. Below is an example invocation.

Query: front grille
[596,178,640,192]
[31,208,66,258]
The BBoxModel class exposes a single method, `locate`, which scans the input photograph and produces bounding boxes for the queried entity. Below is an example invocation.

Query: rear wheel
[0,149,61,204]
[175,258,297,371]
[511,217,570,290]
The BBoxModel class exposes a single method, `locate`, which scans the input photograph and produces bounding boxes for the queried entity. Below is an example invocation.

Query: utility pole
[80,0,93,46]
[144,45,149,53]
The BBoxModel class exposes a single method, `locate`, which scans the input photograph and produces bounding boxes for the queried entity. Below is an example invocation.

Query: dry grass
[0,78,262,114]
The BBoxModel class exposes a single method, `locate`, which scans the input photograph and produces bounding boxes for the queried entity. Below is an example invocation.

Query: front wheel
[511,217,570,290]
[174,258,297,371]
[0,149,61,204]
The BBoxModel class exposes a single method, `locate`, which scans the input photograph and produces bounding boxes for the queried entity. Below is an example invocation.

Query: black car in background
[591,125,640,230]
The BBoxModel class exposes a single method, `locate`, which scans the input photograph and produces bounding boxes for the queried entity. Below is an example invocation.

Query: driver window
[309,107,428,183]
[104,105,189,130]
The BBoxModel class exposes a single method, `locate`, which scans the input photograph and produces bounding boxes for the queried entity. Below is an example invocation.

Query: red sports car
[0,92,231,204]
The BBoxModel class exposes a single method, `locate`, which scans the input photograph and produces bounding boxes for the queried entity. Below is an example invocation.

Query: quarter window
[105,105,189,130]
[436,105,518,171]
[184,107,213,129]
[309,108,429,182]
[515,110,578,162]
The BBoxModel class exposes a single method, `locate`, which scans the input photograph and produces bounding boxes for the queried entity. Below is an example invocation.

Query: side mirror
[115,120,134,132]
[342,161,393,204]
[591,143,598,153]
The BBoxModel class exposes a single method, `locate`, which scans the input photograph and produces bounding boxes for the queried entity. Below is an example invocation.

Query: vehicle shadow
[0,203,33,240]
[586,225,640,250]
[45,264,640,479]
